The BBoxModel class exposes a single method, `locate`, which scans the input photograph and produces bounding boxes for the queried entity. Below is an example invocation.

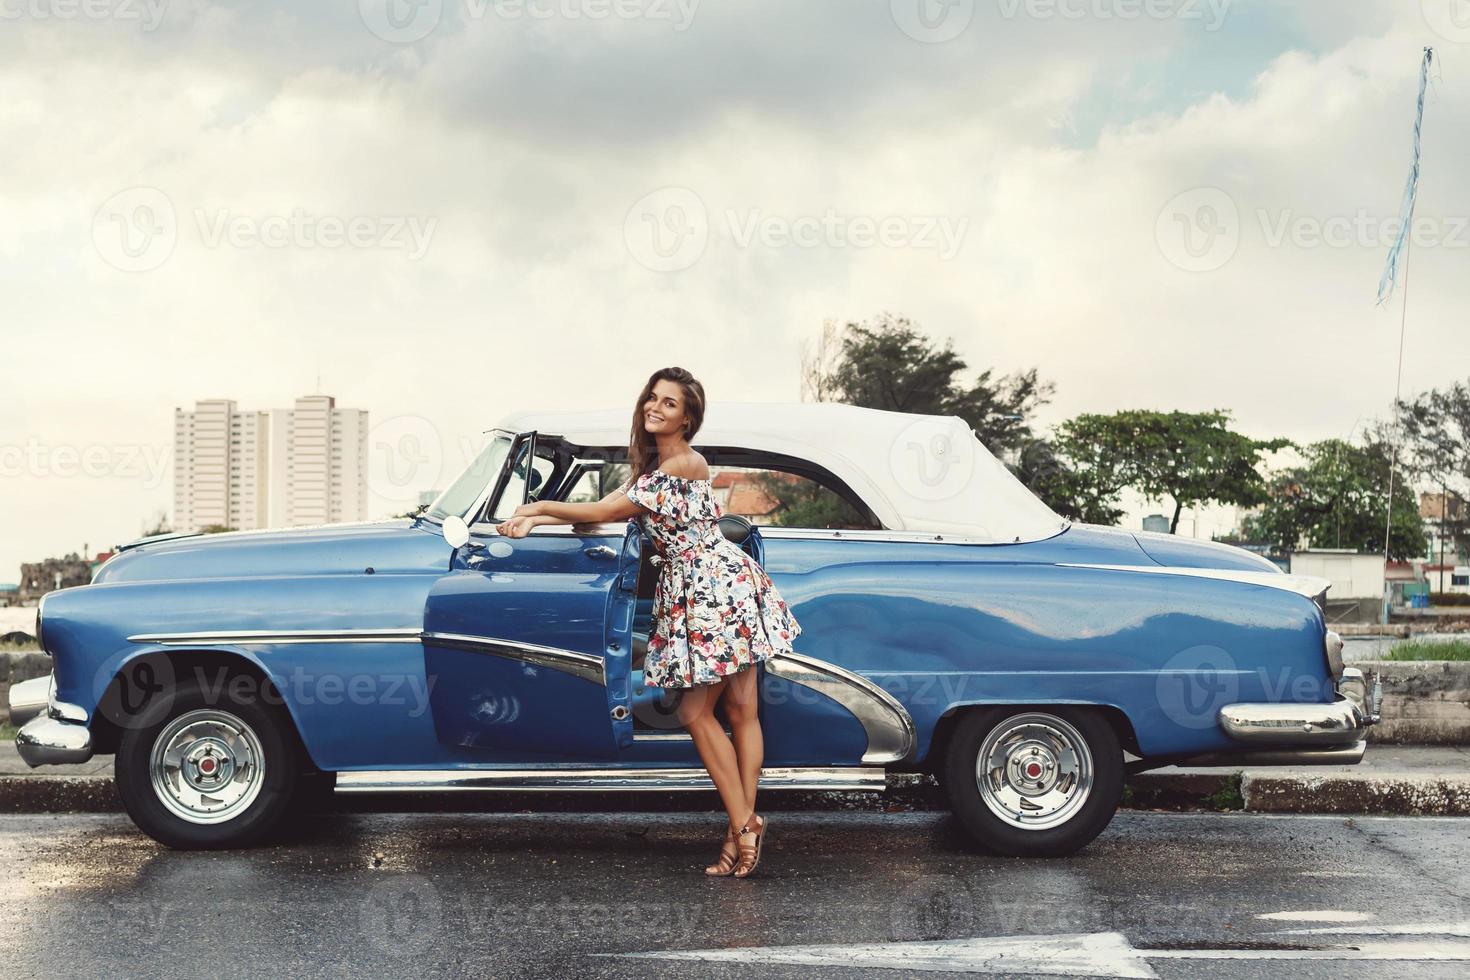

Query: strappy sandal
[732,813,767,878]
[704,825,739,877]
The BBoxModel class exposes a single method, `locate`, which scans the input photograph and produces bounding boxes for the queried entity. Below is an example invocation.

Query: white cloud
[1,1,1466,577]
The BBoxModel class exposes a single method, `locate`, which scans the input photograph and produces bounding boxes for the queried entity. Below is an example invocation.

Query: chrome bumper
[1218,667,1381,747]
[10,673,94,768]
[15,716,94,767]
[6,675,50,728]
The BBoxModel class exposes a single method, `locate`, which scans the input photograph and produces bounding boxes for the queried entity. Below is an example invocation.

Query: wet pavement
[1,810,1467,978]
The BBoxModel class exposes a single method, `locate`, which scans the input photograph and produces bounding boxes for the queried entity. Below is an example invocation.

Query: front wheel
[115,680,298,849]
[942,707,1122,857]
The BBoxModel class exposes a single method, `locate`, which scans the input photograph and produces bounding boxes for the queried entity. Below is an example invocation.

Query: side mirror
[442,515,470,549]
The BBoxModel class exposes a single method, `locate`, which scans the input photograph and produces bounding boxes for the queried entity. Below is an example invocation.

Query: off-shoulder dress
[615,468,802,689]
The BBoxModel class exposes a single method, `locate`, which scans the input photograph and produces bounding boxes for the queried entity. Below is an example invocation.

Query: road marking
[602,933,1470,977]
[1273,921,1470,937]
[1256,910,1374,922]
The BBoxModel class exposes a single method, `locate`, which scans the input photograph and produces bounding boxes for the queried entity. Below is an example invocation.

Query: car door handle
[584,545,618,560]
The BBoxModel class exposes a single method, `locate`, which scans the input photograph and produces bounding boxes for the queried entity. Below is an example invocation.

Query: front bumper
[1218,667,1381,747]
[9,673,94,768]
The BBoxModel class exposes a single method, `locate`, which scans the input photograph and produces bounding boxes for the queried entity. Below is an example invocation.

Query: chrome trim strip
[754,526,1060,546]
[334,766,885,793]
[1218,695,1370,745]
[467,522,625,538]
[6,676,50,728]
[1172,740,1367,768]
[127,628,424,645]
[1058,562,1333,601]
[14,716,94,768]
[766,651,916,764]
[422,631,606,686]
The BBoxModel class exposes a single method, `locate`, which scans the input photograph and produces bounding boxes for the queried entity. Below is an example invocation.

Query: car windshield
[424,432,513,521]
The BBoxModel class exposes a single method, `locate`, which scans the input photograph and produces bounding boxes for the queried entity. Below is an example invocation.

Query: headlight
[1324,629,1344,678]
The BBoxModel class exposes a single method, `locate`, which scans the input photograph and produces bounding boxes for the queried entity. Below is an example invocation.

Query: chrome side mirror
[442,515,470,549]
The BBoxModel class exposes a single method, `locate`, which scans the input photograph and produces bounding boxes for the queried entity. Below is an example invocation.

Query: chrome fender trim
[1056,562,1332,602]
[335,765,884,793]
[766,651,915,765]
[128,628,424,645]
[421,631,606,686]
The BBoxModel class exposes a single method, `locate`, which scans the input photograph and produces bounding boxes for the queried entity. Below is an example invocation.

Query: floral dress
[616,469,802,689]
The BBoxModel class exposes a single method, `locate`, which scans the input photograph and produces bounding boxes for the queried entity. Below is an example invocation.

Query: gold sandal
[704,825,739,877]
[732,814,766,878]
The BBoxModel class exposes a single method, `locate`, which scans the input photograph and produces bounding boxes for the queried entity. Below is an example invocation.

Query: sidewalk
[3,741,1468,816]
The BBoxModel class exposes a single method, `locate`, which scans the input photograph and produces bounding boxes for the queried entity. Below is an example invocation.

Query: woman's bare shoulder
[659,450,710,481]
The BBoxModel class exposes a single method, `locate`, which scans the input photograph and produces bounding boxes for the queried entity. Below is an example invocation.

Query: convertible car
[10,402,1379,855]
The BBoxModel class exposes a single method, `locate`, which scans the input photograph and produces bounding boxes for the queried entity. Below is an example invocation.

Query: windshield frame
[421,428,517,523]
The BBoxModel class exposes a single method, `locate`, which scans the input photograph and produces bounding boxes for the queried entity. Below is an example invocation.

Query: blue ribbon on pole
[1377,46,1433,306]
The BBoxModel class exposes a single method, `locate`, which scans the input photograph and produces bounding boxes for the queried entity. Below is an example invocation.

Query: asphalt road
[1,810,1467,978]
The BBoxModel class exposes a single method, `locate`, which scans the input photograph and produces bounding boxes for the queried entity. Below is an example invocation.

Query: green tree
[1243,438,1427,560]
[1393,380,1470,565]
[804,314,1054,457]
[1056,410,1286,533]
[751,471,870,529]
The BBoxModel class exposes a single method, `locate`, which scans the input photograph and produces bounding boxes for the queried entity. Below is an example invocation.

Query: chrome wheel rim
[975,712,1093,831]
[149,709,265,825]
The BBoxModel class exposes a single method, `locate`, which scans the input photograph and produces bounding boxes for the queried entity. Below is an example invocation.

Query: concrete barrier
[1358,659,1470,745]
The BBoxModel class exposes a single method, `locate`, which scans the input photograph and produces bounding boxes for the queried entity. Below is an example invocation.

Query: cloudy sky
[3,0,1468,578]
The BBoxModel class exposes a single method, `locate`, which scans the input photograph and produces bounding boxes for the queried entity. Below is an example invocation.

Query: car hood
[93,520,450,584]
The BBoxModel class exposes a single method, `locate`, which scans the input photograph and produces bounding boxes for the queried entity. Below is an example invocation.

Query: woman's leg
[676,677,750,832]
[721,664,763,826]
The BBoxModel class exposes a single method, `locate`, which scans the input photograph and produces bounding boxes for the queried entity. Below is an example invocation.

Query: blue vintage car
[11,402,1379,855]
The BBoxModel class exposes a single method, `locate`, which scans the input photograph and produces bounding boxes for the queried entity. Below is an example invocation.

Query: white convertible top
[495,401,1069,544]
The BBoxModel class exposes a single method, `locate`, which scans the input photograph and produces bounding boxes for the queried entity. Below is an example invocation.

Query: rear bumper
[1208,667,1380,762]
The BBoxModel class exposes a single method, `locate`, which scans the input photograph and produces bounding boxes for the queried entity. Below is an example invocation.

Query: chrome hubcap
[975,713,1093,831]
[149,709,265,825]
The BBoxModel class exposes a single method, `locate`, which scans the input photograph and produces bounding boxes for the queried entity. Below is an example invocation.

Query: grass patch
[1384,639,1470,661]
[1204,773,1245,811]
[0,722,16,741]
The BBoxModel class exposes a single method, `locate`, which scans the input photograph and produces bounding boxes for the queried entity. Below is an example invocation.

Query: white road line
[1256,911,1374,922]
[601,933,1470,977]
[1273,921,1470,937]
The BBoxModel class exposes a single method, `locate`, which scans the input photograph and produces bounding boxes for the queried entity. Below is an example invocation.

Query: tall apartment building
[173,399,269,532]
[267,395,369,528]
[173,395,368,533]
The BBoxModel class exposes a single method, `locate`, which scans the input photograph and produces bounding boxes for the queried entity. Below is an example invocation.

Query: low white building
[1288,549,1386,600]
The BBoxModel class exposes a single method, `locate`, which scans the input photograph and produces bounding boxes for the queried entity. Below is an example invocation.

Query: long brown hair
[627,367,707,480]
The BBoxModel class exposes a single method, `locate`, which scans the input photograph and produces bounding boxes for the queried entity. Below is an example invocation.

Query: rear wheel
[942,707,1122,857]
[115,680,298,849]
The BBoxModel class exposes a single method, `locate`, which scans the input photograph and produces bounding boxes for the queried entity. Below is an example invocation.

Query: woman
[494,367,802,878]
